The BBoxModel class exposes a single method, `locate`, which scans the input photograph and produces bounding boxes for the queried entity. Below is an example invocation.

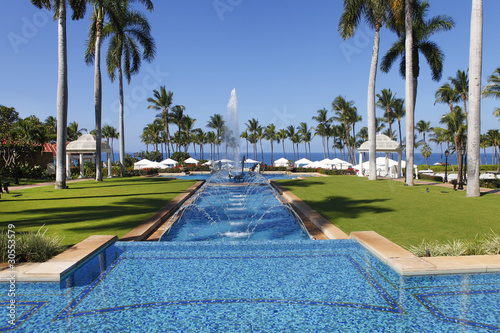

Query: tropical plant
[31,0,86,189]
[339,0,390,181]
[440,106,466,182]
[102,124,119,162]
[420,143,432,168]
[298,122,312,160]
[67,121,87,141]
[206,114,225,160]
[265,124,277,163]
[285,125,297,161]
[332,96,356,163]
[414,120,431,144]
[382,0,454,185]
[312,108,331,159]
[147,86,175,158]
[392,98,405,144]
[376,88,397,135]
[276,129,288,160]
[104,0,155,176]
[245,118,260,160]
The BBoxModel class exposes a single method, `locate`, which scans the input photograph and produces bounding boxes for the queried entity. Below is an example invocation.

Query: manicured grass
[277,176,500,248]
[0,177,195,247]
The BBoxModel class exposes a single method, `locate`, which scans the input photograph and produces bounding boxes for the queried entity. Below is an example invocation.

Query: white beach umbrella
[184,157,199,164]
[159,158,178,166]
[244,158,259,164]
[294,158,312,167]
[274,157,289,167]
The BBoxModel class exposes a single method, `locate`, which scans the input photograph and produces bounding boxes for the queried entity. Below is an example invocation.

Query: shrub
[171,152,191,162]
[407,231,500,257]
[318,168,357,176]
[480,179,500,189]
[418,174,443,182]
[0,226,65,263]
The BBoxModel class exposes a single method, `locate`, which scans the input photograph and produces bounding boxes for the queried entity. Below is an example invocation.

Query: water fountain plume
[223,88,240,169]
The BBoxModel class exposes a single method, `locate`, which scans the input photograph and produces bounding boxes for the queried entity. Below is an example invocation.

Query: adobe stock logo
[339,26,372,64]
[213,0,243,21]
[8,9,51,54]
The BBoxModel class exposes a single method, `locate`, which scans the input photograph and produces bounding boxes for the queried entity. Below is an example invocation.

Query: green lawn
[277,176,500,248]
[0,177,195,247]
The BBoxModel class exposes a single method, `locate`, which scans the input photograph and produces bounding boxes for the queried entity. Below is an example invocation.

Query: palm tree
[339,0,390,181]
[245,118,260,160]
[196,130,206,159]
[31,0,85,189]
[147,87,174,157]
[276,129,287,160]
[440,106,466,184]
[256,127,265,162]
[482,68,500,117]
[382,0,454,185]
[104,0,155,176]
[85,0,153,181]
[332,96,356,163]
[486,130,500,171]
[376,88,397,136]
[240,131,249,159]
[420,143,432,169]
[285,125,297,161]
[206,114,224,160]
[449,70,469,122]
[181,115,197,153]
[67,121,87,141]
[43,116,57,144]
[265,124,277,163]
[102,124,118,162]
[312,108,331,158]
[414,120,431,144]
[298,122,312,160]
[435,83,460,113]
[429,127,446,163]
[206,131,216,160]
[392,98,405,145]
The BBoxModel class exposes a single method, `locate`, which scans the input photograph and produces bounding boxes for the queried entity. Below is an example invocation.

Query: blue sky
[1,1,499,154]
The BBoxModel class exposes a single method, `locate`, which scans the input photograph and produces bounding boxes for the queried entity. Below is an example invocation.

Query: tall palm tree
[339,0,390,181]
[31,0,85,189]
[245,118,260,160]
[414,120,431,144]
[382,0,454,185]
[206,131,216,160]
[298,122,312,160]
[441,106,466,184]
[332,96,356,163]
[429,127,446,163]
[449,70,469,122]
[86,0,153,181]
[240,131,249,159]
[312,108,331,159]
[392,98,405,145]
[435,83,460,114]
[276,129,288,160]
[265,124,277,163]
[206,114,224,160]
[147,87,174,157]
[104,0,155,176]
[170,105,185,152]
[102,124,118,162]
[67,121,87,141]
[256,127,265,162]
[486,129,500,171]
[376,88,397,137]
[285,125,297,161]
[43,116,57,144]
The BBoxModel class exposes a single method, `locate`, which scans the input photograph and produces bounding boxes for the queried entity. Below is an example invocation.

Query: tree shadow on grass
[3,197,168,232]
[274,179,327,188]
[1,191,185,202]
[65,177,194,190]
[307,195,393,221]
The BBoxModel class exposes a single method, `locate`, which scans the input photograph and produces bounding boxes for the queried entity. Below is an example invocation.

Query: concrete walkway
[4,178,92,191]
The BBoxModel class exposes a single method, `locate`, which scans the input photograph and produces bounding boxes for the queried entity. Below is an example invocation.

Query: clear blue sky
[1,1,499,154]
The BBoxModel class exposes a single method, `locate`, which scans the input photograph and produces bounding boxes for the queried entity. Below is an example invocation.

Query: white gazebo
[357,134,403,178]
[184,157,199,165]
[66,134,112,178]
[274,157,289,167]
[294,158,312,167]
[159,158,178,167]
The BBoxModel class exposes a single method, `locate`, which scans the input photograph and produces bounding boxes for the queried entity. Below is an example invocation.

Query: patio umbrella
[274,157,289,167]
[294,158,312,167]
[184,157,199,164]
[159,158,178,167]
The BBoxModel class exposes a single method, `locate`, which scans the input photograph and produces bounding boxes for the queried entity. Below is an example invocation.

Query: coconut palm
[435,83,460,113]
[245,118,260,160]
[482,67,500,119]
[240,131,249,159]
[43,116,57,144]
[382,0,454,185]
[429,127,446,163]
[339,0,391,180]
[206,131,216,160]
[102,124,118,162]
[285,125,297,161]
[392,98,405,145]
[103,0,155,176]
[276,129,288,160]
[441,106,466,183]
[332,96,356,163]
[312,108,331,159]
[376,88,397,136]
[298,122,312,160]
[414,120,431,144]
[486,130,500,171]
[67,121,87,141]
[146,87,175,158]
[206,114,225,160]
[265,124,277,163]
[31,0,85,189]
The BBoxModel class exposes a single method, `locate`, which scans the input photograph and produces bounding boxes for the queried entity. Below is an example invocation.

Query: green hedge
[418,173,444,182]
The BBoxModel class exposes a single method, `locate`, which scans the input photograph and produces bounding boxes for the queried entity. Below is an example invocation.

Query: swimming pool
[3,240,500,332]
[161,173,310,241]
[164,173,312,181]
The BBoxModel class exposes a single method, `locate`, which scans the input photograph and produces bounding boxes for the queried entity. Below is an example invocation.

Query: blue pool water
[161,174,310,241]
[2,240,500,332]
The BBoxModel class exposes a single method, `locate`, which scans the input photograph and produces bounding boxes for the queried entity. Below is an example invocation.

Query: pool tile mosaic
[2,239,500,332]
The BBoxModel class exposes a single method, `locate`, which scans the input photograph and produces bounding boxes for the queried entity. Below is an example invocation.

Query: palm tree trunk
[405,0,415,186]
[94,17,103,182]
[270,141,274,163]
[260,140,264,162]
[282,140,286,159]
[326,136,330,159]
[322,135,326,159]
[118,64,125,177]
[55,1,68,189]
[398,119,402,146]
[367,27,380,180]
[466,0,483,197]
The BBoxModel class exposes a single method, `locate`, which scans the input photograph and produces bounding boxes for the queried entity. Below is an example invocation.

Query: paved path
[381,177,500,195]
[3,178,92,191]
